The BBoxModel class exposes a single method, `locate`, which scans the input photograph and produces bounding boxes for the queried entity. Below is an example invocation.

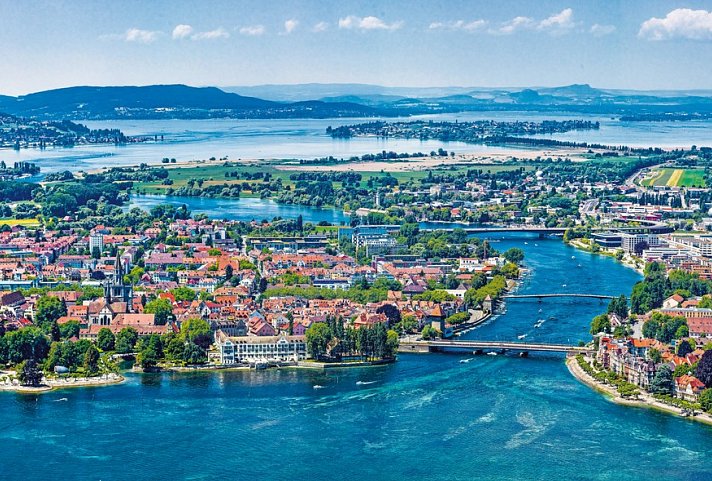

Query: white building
[89,233,104,254]
[621,233,659,254]
[214,330,307,364]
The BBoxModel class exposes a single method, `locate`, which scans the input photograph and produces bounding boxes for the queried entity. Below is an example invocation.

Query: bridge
[502,293,615,300]
[419,221,673,236]
[399,339,592,355]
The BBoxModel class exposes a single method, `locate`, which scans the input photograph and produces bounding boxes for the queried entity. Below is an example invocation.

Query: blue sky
[2,0,712,95]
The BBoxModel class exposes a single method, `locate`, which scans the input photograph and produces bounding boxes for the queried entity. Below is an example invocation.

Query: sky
[2,0,712,95]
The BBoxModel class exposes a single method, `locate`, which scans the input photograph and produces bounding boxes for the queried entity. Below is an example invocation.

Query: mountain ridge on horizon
[2,83,712,120]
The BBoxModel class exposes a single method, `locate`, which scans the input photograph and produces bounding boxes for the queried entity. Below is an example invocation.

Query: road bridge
[502,293,615,300]
[399,339,592,355]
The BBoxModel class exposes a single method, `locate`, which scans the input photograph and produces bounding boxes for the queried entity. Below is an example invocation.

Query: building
[621,233,660,254]
[214,330,307,364]
[89,233,104,255]
[591,232,622,249]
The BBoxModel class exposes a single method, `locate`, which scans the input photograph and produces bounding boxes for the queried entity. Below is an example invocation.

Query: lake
[4,113,712,178]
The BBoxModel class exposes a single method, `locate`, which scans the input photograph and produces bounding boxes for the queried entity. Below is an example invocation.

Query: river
[1,234,710,481]
[4,113,712,178]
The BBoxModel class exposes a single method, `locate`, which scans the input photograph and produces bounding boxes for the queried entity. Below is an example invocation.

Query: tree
[385,329,399,358]
[35,295,67,331]
[421,325,437,340]
[376,304,401,327]
[59,321,80,340]
[590,314,611,335]
[170,287,197,302]
[17,359,43,387]
[677,339,693,357]
[503,248,524,264]
[305,322,332,359]
[182,341,207,364]
[649,365,673,395]
[699,388,712,413]
[180,318,213,349]
[224,264,234,280]
[115,327,139,353]
[696,349,712,388]
[83,345,100,375]
[144,298,173,325]
[136,335,162,370]
[607,295,628,319]
[49,320,61,342]
[97,328,116,351]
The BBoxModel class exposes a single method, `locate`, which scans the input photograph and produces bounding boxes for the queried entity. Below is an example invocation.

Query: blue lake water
[2,235,711,481]
[128,194,351,225]
[4,113,712,177]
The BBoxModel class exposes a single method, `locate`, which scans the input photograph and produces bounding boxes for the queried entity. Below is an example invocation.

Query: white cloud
[123,28,161,43]
[191,27,230,40]
[239,25,265,36]
[172,24,193,39]
[494,16,534,35]
[590,23,615,37]
[639,8,712,40]
[312,21,329,32]
[338,15,403,31]
[283,19,298,35]
[537,8,575,34]
[428,19,487,32]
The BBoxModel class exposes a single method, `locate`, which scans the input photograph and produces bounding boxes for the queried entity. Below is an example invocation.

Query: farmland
[641,168,706,187]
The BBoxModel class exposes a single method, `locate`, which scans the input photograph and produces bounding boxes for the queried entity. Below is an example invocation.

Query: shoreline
[0,372,125,394]
[81,145,592,176]
[565,357,712,427]
[567,239,644,275]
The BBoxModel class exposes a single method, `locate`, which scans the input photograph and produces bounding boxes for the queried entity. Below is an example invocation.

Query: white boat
[356,380,377,385]
[313,385,325,389]
[459,358,473,364]
[517,334,527,340]
[487,352,498,356]
[571,256,576,259]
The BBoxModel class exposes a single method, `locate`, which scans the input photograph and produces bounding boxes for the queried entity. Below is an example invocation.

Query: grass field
[0,218,40,227]
[641,168,706,187]
[132,162,533,195]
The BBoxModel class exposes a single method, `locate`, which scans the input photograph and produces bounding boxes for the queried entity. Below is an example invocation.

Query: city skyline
[2,1,712,95]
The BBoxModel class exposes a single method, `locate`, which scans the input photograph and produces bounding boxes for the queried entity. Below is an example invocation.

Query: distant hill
[3,83,712,120]
[0,84,377,120]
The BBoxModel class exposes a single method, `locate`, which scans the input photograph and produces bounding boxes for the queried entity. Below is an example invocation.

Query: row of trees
[305,317,398,362]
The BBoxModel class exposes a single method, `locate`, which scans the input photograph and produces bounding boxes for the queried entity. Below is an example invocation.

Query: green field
[132,162,533,195]
[641,168,706,187]
[0,218,40,227]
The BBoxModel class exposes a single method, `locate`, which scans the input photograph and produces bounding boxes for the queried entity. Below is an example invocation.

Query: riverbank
[568,239,644,275]
[0,371,125,393]
[565,356,712,427]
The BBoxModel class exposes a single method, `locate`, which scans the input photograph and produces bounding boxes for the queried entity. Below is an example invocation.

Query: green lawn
[641,168,706,187]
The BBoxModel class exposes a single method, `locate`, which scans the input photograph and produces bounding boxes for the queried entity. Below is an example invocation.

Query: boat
[487,352,498,356]
[517,334,527,340]
[524,242,528,245]
[356,380,377,385]
[313,385,325,389]
[254,361,268,370]
[571,256,576,259]
[538,308,543,313]
[459,358,473,364]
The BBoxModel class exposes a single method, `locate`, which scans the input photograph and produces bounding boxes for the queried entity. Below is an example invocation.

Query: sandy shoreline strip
[80,146,593,176]
[566,357,712,427]
[0,373,125,393]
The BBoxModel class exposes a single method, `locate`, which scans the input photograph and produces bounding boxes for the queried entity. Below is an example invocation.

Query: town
[0,141,709,422]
